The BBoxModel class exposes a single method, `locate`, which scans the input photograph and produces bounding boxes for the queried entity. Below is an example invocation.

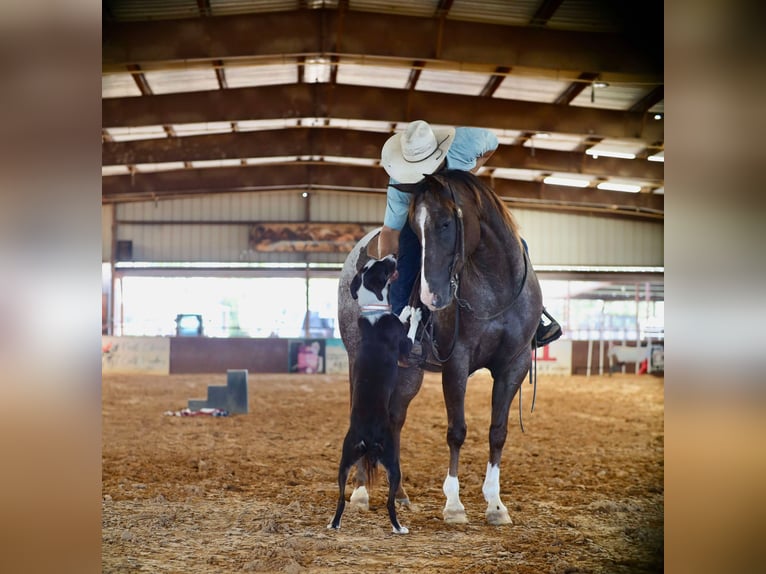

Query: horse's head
[397,172,482,311]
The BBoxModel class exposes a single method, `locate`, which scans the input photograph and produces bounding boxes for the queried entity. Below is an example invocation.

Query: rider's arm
[471,149,495,173]
[377,225,400,258]
[376,179,410,258]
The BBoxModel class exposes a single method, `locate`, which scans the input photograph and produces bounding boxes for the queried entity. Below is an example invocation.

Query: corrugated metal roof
[416,68,490,96]
[447,0,539,26]
[106,125,168,141]
[570,84,654,111]
[102,0,663,218]
[494,75,576,104]
[102,73,142,98]
[336,63,410,90]
[349,0,439,19]
[142,68,220,94]
[224,62,298,88]
[173,122,234,136]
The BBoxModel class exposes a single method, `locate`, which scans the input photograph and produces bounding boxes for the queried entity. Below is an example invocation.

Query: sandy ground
[102,371,664,573]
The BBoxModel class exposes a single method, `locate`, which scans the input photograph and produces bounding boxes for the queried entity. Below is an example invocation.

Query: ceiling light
[653,114,662,120]
[585,149,636,160]
[543,176,590,188]
[301,192,309,198]
[597,182,642,193]
[592,81,609,88]
[533,132,551,138]
[647,153,664,162]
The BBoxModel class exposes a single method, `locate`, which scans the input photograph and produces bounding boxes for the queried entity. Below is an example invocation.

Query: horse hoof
[392,525,409,534]
[327,523,340,530]
[443,509,469,524]
[486,509,513,525]
[396,497,411,508]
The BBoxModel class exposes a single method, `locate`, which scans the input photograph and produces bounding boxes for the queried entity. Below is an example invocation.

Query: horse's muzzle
[421,291,450,311]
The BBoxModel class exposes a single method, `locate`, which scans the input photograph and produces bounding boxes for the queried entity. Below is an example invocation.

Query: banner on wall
[288,339,326,374]
[249,223,369,253]
[102,336,170,374]
[533,339,572,376]
[325,339,349,375]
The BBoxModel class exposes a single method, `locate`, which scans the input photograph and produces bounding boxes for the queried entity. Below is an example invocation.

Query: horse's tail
[360,438,385,488]
[363,453,378,489]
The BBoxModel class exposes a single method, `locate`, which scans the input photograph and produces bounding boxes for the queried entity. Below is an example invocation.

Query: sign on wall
[533,339,572,376]
[325,339,349,375]
[287,339,326,374]
[249,223,369,253]
[102,336,170,374]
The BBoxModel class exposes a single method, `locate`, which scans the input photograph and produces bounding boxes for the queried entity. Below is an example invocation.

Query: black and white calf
[328,255,421,534]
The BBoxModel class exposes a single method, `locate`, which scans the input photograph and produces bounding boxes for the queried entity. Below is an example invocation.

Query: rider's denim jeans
[390,222,421,315]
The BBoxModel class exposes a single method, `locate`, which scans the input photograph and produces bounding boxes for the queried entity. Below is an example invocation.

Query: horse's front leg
[441,367,469,523]
[482,360,529,525]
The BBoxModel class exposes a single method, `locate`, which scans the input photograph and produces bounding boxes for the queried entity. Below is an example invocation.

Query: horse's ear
[426,172,450,188]
[350,273,362,300]
[391,181,422,194]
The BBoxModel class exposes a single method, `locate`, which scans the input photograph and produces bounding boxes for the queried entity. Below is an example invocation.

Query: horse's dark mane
[412,170,523,251]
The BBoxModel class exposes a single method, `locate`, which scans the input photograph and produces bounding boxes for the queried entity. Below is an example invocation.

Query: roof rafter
[102,83,664,143]
[102,127,663,182]
[102,163,663,217]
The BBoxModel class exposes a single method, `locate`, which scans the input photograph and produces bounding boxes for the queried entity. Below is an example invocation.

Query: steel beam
[102,127,663,182]
[103,83,664,143]
[102,163,663,214]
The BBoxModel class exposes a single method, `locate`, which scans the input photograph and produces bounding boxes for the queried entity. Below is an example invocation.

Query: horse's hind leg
[483,361,529,525]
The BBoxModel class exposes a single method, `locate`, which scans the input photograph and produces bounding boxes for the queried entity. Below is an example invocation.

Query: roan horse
[338,169,542,525]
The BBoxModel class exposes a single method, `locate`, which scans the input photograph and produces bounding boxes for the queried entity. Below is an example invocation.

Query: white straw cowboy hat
[381,120,456,183]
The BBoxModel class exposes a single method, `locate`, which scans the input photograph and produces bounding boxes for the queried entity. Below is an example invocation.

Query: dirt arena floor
[102,371,664,573]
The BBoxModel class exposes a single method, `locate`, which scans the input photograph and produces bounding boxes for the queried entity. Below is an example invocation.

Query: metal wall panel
[112,192,662,267]
[513,209,663,266]
[102,204,114,262]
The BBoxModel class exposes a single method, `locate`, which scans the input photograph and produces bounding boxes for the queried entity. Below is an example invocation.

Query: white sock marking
[443,473,464,513]
[415,207,437,309]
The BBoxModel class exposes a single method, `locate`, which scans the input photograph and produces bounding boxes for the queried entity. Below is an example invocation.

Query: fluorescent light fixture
[305,57,331,83]
[653,114,662,120]
[647,153,664,162]
[597,182,642,193]
[535,265,664,273]
[592,81,609,88]
[585,149,636,160]
[114,261,344,270]
[543,176,590,188]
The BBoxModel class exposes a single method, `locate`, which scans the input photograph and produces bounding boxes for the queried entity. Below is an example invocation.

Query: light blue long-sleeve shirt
[383,127,499,230]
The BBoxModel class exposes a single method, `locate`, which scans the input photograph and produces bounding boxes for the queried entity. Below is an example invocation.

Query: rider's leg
[390,222,421,316]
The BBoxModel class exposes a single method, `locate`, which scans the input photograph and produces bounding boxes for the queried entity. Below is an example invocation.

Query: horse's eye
[440,220,451,231]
